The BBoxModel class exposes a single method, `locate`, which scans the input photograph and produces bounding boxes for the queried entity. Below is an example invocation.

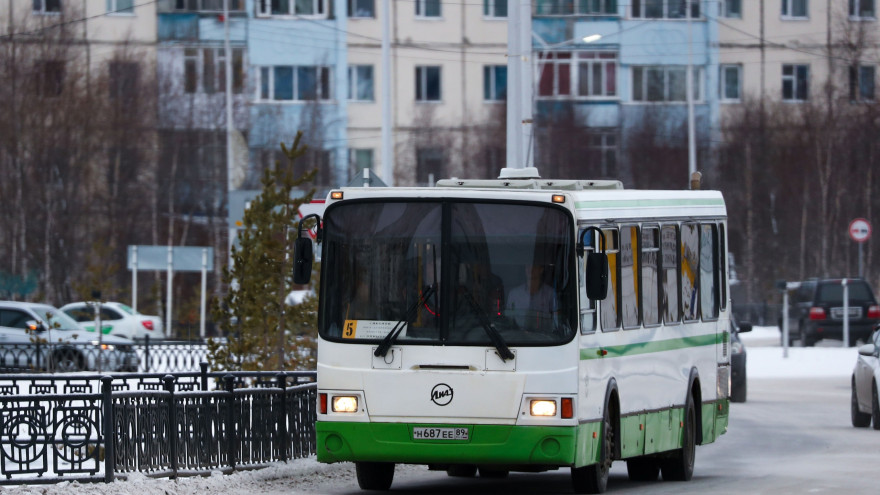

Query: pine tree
[208,132,319,371]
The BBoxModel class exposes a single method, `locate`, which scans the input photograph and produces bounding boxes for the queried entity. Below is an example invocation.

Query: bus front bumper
[316,421,581,466]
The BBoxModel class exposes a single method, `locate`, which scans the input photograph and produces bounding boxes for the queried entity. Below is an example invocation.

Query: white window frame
[537,51,618,100]
[483,0,507,19]
[33,0,62,15]
[719,64,742,102]
[415,66,442,102]
[257,65,333,102]
[630,0,699,20]
[415,0,442,18]
[781,0,808,19]
[483,65,507,101]
[183,47,245,95]
[632,65,703,103]
[781,64,809,102]
[348,0,375,18]
[850,64,875,102]
[850,0,876,20]
[348,65,375,101]
[256,0,328,19]
[722,0,741,18]
[107,0,135,15]
[349,149,374,176]
[534,0,617,15]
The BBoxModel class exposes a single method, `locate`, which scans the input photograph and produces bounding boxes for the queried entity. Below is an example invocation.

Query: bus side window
[641,226,661,326]
[579,228,597,334]
[700,223,720,320]
[621,225,640,329]
[600,228,620,332]
[661,224,681,324]
[681,222,700,322]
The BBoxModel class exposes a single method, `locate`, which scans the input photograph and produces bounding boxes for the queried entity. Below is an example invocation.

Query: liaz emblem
[430,383,453,406]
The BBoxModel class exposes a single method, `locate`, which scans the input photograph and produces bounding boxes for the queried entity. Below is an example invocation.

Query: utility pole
[506,0,533,169]
[381,0,393,184]
[686,1,696,187]
[224,0,235,258]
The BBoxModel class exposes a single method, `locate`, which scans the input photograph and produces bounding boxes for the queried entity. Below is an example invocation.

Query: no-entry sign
[849,218,871,243]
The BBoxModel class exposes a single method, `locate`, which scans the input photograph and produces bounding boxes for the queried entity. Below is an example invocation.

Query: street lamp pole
[506,0,533,170]
[686,1,697,187]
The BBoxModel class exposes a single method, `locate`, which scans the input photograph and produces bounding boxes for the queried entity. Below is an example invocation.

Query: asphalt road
[322,376,880,495]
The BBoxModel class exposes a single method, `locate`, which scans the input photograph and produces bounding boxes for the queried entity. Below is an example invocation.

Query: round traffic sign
[849,218,871,243]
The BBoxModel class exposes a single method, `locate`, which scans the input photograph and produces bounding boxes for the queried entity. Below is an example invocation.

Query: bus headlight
[530,400,557,417]
[332,396,358,413]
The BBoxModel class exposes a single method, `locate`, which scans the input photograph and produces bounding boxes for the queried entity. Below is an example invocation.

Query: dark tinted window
[816,282,876,304]
[66,307,93,322]
[101,308,123,320]
[0,309,31,329]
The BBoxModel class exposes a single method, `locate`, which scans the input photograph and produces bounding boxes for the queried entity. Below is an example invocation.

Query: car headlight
[332,396,358,413]
[530,399,557,417]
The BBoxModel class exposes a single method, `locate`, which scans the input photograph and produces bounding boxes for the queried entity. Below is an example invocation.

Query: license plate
[831,307,861,319]
[412,427,469,441]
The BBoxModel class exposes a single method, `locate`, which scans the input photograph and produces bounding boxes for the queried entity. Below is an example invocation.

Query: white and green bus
[293,168,732,493]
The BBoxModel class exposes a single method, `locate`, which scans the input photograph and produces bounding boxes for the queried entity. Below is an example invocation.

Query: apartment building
[718,1,878,112]
[531,0,718,183]
[345,0,509,185]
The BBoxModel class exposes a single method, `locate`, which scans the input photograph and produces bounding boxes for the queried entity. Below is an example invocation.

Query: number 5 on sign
[343,320,357,339]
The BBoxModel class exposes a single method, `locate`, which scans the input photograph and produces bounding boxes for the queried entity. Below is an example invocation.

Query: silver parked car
[851,325,880,429]
[0,301,139,372]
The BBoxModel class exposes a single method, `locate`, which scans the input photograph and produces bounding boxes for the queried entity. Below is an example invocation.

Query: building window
[36,60,64,97]
[259,65,332,101]
[174,0,245,11]
[349,149,374,178]
[109,61,140,101]
[416,148,445,185]
[484,0,507,17]
[850,0,876,19]
[782,64,809,101]
[587,130,617,176]
[257,0,328,18]
[535,0,617,15]
[349,0,375,17]
[416,0,441,17]
[483,65,507,101]
[538,51,617,99]
[184,47,245,95]
[720,64,741,102]
[723,0,741,17]
[33,0,62,14]
[348,65,374,101]
[631,0,698,19]
[850,65,875,101]
[632,65,701,102]
[107,0,135,14]
[781,0,808,18]
[415,66,441,101]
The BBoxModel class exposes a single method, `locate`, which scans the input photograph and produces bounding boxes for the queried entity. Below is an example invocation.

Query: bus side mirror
[293,237,313,285]
[586,252,608,300]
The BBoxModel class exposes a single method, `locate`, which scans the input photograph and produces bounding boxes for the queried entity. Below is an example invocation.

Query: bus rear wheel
[355,462,394,490]
[661,398,695,482]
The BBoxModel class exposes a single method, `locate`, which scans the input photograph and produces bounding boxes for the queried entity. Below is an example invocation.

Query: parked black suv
[780,278,880,347]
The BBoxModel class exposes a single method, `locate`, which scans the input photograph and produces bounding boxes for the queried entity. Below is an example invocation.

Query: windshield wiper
[374,285,435,358]
[461,290,515,362]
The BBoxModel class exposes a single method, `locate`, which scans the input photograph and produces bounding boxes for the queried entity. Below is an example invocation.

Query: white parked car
[0,301,139,372]
[851,325,880,429]
[61,301,166,340]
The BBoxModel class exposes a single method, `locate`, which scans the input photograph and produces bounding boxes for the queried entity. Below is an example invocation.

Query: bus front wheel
[355,462,394,491]
[571,403,614,493]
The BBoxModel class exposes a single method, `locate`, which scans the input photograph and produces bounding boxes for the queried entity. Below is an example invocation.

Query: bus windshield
[319,200,576,346]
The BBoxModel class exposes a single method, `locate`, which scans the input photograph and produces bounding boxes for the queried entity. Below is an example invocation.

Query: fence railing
[0,338,211,374]
[0,366,316,484]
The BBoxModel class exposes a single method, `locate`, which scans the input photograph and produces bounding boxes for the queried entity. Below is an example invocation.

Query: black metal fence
[0,366,316,484]
[0,338,210,374]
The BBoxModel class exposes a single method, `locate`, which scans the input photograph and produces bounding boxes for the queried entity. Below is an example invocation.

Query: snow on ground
[0,326,865,494]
